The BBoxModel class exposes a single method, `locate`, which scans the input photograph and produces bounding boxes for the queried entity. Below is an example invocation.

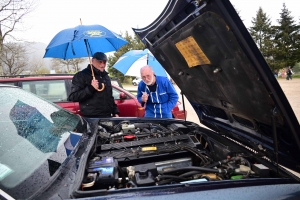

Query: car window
[0,87,79,198]
[22,80,67,102]
[110,78,123,88]
[111,80,120,87]
[112,87,121,100]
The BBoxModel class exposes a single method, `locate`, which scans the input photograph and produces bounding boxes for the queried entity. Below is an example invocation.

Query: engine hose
[156,179,173,185]
[179,171,202,178]
[127,181,137,188]
[160,166,226,175]
[241,157,251,167]
[113,120,130,132]
[205,159,228,168]
[202,176,212,181]
[118,166,126,184]
[230,156,251,167]
[156,175,188,181]
[142,128,151,133]
[180,146,211,165]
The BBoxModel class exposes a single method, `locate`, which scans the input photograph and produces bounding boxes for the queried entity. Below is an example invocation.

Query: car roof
[0,74,123,88]
[0,75,74,81]
[0,75,134,97]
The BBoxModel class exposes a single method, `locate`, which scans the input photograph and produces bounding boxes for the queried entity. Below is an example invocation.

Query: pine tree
[272,3,300,70]
[249,7,275,70]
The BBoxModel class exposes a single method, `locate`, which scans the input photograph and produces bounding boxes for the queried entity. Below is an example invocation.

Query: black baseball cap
[92,52,107,61]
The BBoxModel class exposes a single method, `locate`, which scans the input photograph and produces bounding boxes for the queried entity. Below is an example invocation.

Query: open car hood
[133,0,300,172]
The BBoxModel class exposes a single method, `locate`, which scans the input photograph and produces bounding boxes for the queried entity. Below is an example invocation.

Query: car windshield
[0,87,80,198]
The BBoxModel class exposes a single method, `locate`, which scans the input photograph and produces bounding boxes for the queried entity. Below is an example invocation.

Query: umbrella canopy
[112,49,168,77]
[43,24,128,60]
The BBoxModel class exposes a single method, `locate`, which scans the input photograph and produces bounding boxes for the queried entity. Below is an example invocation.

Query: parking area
[124,79,300,126]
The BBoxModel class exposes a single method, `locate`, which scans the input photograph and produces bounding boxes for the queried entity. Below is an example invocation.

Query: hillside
[26,42,52,69]
[26,42,87,71]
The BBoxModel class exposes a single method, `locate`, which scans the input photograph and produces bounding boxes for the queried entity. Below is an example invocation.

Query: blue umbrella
[43,24,128,60]
[44,24,128,90]
[112,49,168,77]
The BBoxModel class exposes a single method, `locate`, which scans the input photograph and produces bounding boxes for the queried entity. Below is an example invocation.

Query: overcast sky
[13,0,299,45]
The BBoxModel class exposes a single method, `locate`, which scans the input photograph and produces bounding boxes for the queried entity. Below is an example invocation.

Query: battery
[87,157,119,185]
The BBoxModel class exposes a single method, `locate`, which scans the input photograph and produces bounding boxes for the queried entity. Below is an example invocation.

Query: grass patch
[122,83,133,87]
[292,74,300,78]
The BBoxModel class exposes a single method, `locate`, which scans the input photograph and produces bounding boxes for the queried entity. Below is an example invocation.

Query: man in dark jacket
[68,52,119,119]
[286,66,293,80]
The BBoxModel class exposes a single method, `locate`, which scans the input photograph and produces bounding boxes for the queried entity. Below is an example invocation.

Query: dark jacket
[68,64,119,117]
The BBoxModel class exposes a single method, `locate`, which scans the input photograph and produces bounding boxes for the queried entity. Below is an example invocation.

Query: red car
[0,75,186,119]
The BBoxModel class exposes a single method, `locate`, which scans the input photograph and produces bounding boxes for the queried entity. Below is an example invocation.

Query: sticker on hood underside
[175,36,211,67]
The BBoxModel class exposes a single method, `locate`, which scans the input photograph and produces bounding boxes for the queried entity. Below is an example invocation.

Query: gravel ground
[277,78,300,122]
[177,78,300,125]
[124,79,300,125]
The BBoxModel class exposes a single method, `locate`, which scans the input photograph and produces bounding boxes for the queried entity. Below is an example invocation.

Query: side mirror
[119,92,127,100]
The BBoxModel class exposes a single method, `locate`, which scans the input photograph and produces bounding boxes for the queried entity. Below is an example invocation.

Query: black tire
[133,82,137,86]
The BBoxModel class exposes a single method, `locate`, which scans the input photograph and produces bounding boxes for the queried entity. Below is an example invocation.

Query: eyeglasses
[93,58,107,64]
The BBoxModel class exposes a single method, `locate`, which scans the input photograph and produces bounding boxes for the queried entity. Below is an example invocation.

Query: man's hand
[142,92,149,103]
[91,79,99,90]
[114,114,119,117]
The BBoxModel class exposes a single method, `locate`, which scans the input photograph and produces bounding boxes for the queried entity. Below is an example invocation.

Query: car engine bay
[78,119,284,192]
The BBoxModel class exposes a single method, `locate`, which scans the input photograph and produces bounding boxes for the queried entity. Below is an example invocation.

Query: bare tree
[51,59,68,73]
[51,58,86,73]
[70,58,87,72]
[0,0,38,75]
[34,66,49,74]
[30,56,49,74]
[0,42,29,75]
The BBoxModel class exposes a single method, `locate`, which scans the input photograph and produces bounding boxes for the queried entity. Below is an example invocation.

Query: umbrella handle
[98,83,105,92]
[90,61,105,92]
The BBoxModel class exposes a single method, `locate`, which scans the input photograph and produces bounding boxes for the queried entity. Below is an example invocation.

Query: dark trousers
[286,74,292,80]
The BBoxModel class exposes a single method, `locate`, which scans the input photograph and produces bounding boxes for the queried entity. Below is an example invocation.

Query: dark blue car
[1,0,300,199]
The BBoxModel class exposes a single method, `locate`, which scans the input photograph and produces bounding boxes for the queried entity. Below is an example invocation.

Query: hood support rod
[271,108,279,176]
[181,92,187,121]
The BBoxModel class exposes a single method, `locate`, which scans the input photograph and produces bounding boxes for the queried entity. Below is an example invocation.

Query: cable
[81,173,97,190]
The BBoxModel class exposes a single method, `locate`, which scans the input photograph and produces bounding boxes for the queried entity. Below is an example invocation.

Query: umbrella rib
[64,42,70,60]
[86,40,93,56]
[147,53,149,65]
[106,38,118,50]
